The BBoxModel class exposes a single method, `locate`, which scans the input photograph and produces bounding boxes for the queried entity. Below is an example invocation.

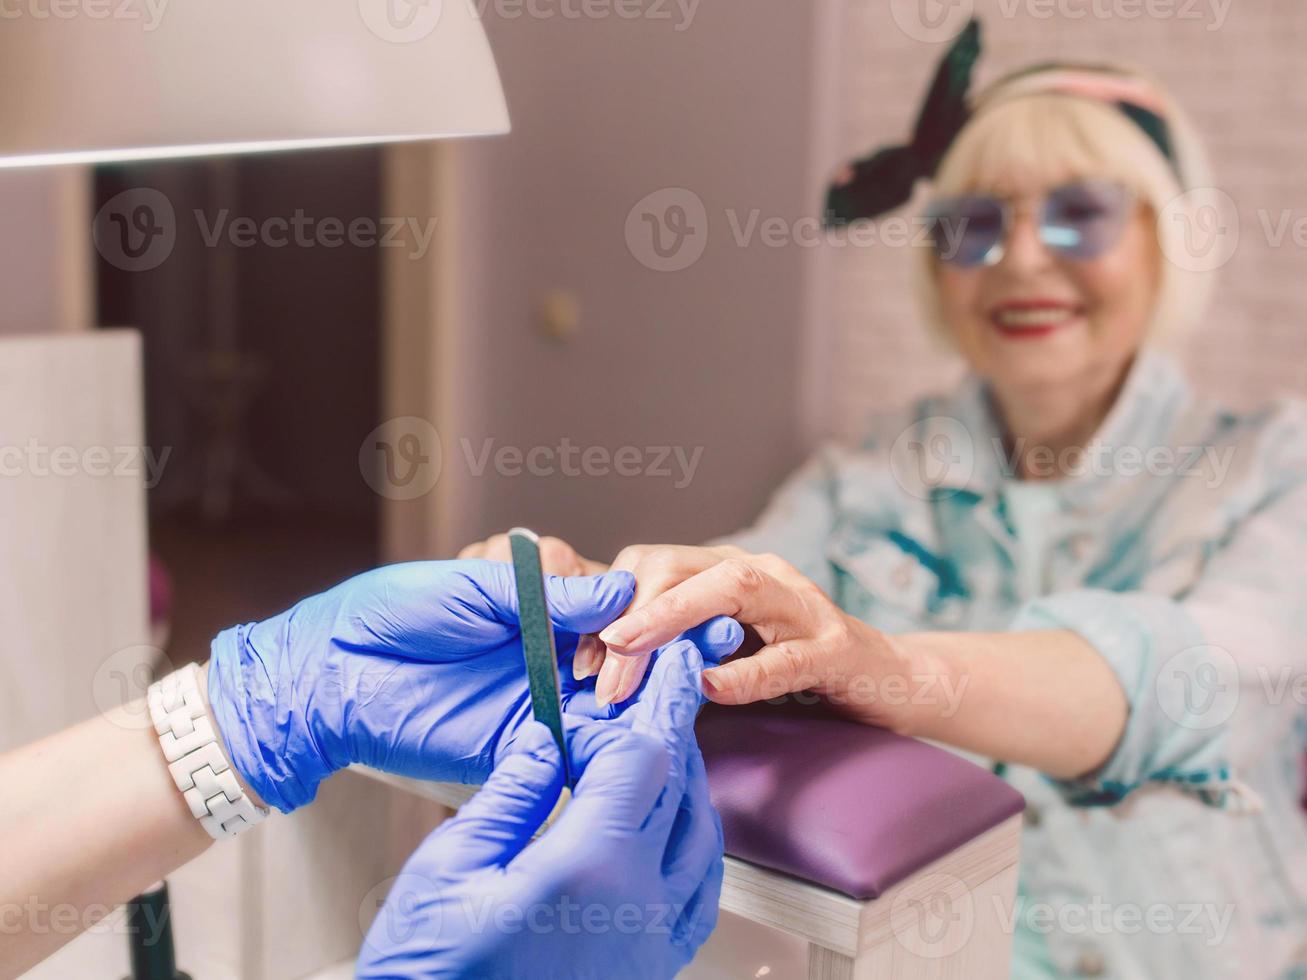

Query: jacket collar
[916,347,1193,506]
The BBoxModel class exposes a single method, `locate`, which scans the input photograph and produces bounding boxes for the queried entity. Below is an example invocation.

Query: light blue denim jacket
[718,349,1307,979]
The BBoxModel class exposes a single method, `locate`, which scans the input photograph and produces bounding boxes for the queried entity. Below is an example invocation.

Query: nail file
[508,527,572,788]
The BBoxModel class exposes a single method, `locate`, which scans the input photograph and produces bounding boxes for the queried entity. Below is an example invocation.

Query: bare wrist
[889,633,963,741]
[822,617,931,736]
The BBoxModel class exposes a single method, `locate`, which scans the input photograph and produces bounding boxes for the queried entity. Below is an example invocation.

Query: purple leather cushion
[697,700,1026,900]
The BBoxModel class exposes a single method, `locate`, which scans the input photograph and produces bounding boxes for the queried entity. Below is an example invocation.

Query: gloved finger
[449,562,634,636]
[661,746,723,897]
[421,721,564,874]
[680,616,744,667]
[558,685,621,722]
[628,641,704,838]
[512,722,670,875]
[544,571,637,636]
[673,849,726,952]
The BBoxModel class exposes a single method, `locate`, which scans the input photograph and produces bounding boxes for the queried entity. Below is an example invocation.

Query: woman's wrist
[884,632,960,739]
[815,616,941,737]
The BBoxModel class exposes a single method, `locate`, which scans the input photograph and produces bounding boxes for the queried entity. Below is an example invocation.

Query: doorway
[93,148,384,662]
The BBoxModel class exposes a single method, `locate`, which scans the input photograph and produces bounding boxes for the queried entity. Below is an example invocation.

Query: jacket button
[891,559,915,591]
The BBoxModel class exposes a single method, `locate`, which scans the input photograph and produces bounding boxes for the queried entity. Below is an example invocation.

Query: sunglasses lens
[927,196,1005,267]
[1042,181,1133,260]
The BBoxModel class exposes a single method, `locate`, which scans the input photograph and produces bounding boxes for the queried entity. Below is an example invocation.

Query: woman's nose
[996,208,1053,273]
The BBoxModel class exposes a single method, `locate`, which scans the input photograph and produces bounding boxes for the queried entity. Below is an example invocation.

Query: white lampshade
[0,0,509,168]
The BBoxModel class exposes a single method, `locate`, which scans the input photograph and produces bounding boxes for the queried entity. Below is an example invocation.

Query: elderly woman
[462,20,1307,979]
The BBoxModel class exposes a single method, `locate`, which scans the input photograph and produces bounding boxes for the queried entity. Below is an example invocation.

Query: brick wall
[825,0,1307,436]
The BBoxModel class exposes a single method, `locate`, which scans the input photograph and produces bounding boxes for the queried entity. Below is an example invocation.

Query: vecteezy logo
[890,0,975,44]
[624,188,709,272]
[357,873,438,953]
[92,645,168,732]
[358,0,444,43]
[359,416,442,500]
[1158,644,1239,730]
[1158,187,1239,273]
[890,872,975,959]
[890,415,975,500]
[93,188,177,273]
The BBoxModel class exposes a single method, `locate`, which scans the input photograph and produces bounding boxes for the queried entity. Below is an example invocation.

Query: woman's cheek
[1078,254,1156,353]
[936,268,988,363]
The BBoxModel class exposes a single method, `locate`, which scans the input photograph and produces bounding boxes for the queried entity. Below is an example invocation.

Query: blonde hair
[912,66,1216,344]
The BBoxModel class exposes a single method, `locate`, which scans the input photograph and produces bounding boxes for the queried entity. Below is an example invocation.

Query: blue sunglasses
[924,180,1137,267]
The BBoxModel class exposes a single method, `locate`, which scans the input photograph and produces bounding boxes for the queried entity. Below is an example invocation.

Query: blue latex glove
[356,641,724,980]
[206,559,741,813]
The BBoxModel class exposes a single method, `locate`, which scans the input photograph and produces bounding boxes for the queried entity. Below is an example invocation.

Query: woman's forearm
[894,629,1129,780]
[0,666,241,978]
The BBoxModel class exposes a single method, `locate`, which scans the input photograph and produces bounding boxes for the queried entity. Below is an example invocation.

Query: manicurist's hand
[205,559,743,813]
[356,642,724,980]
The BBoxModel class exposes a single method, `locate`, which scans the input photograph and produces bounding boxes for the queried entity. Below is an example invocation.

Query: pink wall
[828,2,1307,429]
[0,171,70,335]
[446,1,829,559]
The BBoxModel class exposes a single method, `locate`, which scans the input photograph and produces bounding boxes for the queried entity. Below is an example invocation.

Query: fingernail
[572,635,601,681]
[594,656,621,706]
[613,656,645,705]
[701,670,723,699]
[599,615,643,649]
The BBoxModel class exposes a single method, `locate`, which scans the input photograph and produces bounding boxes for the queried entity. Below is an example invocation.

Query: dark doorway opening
[94,148,383,661]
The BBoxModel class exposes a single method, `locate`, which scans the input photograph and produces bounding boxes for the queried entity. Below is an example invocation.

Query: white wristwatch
[147,662,269,840]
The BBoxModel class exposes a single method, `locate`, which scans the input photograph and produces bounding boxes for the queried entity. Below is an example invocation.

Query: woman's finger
[701,638,824,705]
[599,558,814,657]
[458,533,510,562]
[592,545,674,705]
[594,546,731,706]
[538,535,585,576]
[572,633,603,680]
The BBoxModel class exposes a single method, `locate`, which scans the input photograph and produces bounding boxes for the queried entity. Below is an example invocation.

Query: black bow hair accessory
[824,19,1180,226]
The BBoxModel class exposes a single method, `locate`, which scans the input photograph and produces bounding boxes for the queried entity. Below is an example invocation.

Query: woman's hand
[589,544,750,705]
[595,548,920,730]
[458,532,609,577]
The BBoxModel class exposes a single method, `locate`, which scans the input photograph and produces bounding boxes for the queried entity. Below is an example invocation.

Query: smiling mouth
[989,303,1084,339]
